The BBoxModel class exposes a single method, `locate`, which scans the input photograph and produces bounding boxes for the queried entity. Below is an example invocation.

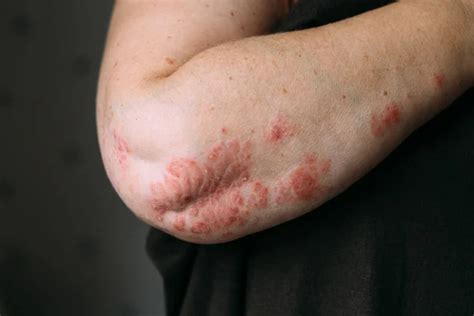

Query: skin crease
[97,0,474,244]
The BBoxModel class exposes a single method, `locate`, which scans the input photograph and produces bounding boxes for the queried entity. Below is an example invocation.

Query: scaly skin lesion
[97,0,474,243]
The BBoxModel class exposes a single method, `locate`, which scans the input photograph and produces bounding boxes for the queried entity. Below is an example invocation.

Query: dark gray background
[0,1,165,315]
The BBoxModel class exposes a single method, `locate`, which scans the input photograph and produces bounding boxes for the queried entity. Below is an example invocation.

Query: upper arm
[97,0,288,103]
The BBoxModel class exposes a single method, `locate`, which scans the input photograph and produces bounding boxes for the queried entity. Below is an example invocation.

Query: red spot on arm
[433,73,445,89]
[173,216,186,232]
[289,156,318,200]
[371,103,401,138]
[274,154,331,204]
[265,113,295,145]
[112,129,130,170]
[191,222,211,234]
[247,181,269,209]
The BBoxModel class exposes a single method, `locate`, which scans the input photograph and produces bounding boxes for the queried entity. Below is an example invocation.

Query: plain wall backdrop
[0,1,165,315]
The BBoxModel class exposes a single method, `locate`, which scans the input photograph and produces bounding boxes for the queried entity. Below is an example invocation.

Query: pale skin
[97,0,474,244]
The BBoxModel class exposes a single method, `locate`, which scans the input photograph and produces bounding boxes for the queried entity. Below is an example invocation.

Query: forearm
[163,0,473,175]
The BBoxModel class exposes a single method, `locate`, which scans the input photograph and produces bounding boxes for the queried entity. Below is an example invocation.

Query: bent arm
[97,0,474,243]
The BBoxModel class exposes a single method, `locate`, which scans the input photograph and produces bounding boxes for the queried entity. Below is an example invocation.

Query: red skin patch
[247,181,269,209]
[371,103,401,138]
[265,113,295,145]
[191,222,211,234]
[433,73,445,89]
[274,154,331,205]
[149,139,251,213]
[173,216,186,232]
[148,139,273,235]
[112,129,130,170]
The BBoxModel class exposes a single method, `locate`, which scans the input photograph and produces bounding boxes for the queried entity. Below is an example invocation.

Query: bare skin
[97,0,474,244]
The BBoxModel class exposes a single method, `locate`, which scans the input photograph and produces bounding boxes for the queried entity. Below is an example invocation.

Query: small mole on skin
[165,57,175,65]
[282,88,288,94]
[229,76,233,81]
[313,70,318,76]
[221,127,228,135]
[383,91,388,96]
[230,11,235,17]
[342,95,346,99]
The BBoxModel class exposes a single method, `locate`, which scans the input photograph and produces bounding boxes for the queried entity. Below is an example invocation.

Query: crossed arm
[97,0,474,244]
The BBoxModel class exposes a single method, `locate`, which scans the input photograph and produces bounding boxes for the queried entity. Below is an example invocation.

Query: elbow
[97,71,256,245]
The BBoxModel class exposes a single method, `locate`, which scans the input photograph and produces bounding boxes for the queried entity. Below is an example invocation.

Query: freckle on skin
[383,91,388,96]
[230,11,235,17]
[228,76,233,81]
[282,88,288,94]
[165,57,175,65]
